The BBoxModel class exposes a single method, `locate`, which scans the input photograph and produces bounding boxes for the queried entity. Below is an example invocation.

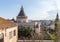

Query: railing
[18,40,53,42]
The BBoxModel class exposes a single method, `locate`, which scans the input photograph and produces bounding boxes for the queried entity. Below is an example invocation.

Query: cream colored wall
[17,18,28,23]
[1,26,18,42]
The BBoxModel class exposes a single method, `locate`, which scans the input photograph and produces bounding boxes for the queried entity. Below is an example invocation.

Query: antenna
[54,0,58,14]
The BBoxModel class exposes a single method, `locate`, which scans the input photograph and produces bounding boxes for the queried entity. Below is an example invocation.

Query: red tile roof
[0,17,17,29]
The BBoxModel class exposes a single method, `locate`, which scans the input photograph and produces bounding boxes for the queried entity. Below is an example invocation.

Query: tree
[46,14,60,42]
[18,27,34,40]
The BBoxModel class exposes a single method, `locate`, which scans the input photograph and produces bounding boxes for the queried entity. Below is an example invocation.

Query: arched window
[14,30,16,36]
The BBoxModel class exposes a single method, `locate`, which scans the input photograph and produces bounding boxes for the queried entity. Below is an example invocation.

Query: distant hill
[29,20,53,26]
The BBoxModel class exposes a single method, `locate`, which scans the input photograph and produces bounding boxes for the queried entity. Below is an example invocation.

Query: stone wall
[18,40,54,42]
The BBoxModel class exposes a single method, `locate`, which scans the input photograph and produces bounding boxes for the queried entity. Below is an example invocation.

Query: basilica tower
[17,6,28,23]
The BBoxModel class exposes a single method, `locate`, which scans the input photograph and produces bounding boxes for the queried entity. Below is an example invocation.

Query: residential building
[0,17,18,42]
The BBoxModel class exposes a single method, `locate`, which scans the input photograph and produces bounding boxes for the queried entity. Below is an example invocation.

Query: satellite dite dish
[0,32,4,39]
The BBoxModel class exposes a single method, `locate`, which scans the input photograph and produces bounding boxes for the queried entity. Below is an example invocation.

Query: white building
[16,6,41,34]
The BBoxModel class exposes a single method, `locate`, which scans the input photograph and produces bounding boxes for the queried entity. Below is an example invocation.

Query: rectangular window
[14,30,16,36]
[9,31,12,39]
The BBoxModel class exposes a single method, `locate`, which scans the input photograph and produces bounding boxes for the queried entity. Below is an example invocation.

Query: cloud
[56,0,60,10]
[18,0,60,20]
[47,10,60,19]
[28,11,50,20]
[26,0,57,20]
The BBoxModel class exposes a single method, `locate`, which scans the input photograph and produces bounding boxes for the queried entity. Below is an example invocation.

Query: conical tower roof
[18,6,26,17]
[55,13,59,21]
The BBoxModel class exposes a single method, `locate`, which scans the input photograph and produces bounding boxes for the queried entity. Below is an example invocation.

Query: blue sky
[0,0,60,20]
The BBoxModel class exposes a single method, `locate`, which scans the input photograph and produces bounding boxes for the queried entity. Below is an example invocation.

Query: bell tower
[17,6,28,23]
[55,13,59,22]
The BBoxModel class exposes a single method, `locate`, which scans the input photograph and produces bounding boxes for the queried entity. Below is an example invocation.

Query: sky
[0,0,60,20]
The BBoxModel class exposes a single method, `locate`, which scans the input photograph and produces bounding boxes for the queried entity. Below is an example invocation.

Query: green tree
[18,27,34,39]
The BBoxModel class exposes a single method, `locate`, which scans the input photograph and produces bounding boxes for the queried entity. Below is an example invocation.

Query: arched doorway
[0,33,4,42]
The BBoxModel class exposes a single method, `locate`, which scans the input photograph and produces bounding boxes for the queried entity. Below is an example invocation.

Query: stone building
[0,17,18,42]
[16,6,41,34]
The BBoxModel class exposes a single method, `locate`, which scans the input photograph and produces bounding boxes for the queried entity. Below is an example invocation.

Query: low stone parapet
[18,40,54,42]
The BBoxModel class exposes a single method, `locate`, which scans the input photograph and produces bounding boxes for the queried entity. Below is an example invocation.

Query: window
[9,31,12,39]
[36,24,39,28]
[23,20,26,23]
[5,29,6,36]
[14,30,16,36]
